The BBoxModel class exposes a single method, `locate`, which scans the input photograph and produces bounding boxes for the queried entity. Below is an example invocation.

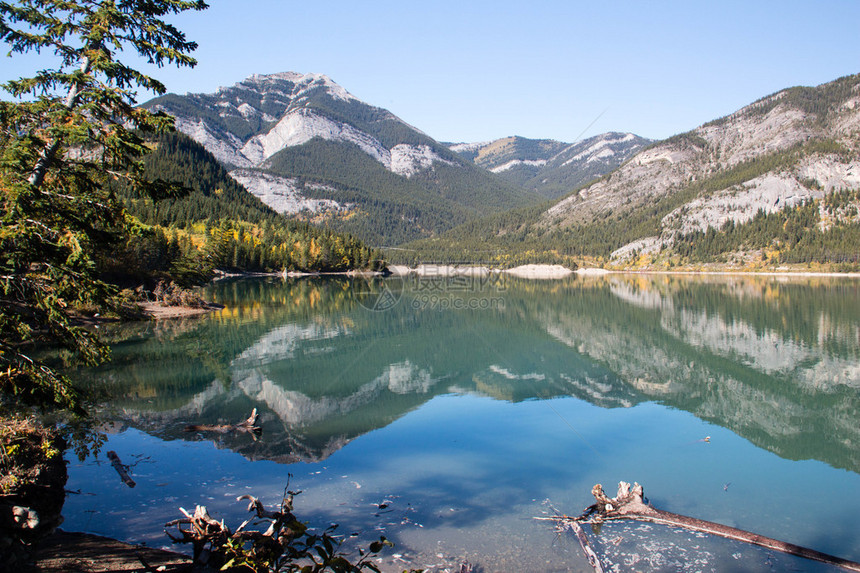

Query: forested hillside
[112,131,381,282]
[263,137,537,245]
[137,73,860,271]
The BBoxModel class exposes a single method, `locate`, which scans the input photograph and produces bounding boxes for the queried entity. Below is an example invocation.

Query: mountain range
[142,72,652,246]
[403,73,860,268]
[144,71,860,268]
[143,72,540,246]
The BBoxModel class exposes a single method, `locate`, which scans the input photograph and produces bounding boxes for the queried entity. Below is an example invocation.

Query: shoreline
[137,301,225,320]
[387,263,860,280]
[602,268,860,279]
[130,264,860,320]
[209,264,860,282]
[34,529,191,572]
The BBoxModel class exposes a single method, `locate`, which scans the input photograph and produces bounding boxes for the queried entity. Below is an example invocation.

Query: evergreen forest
[113,131,382,284]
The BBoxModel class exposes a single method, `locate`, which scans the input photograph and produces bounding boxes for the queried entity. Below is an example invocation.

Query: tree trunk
[28,56,91,190]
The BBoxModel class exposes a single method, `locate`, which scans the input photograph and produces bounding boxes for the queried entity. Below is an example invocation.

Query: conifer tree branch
[0,0,208,412]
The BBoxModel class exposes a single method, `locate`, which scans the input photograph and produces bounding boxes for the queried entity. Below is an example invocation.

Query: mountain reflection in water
[81,274,860,474]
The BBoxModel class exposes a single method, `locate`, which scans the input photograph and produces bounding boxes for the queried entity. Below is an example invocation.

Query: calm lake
[63,273,860,572]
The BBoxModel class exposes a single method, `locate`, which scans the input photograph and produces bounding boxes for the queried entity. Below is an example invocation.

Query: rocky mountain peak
[148,71,456,177]
[236,71,359,103]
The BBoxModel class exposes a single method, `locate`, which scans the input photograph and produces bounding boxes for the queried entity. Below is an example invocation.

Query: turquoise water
[63,274,860,571]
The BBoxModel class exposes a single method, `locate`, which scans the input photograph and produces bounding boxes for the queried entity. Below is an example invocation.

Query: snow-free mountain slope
[400,74,860,267]
[542,74,860,260]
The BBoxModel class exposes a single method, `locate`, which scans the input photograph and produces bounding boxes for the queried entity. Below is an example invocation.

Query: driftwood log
[184,408,262,437]
[550,481,860,572]
[106,451,136,488]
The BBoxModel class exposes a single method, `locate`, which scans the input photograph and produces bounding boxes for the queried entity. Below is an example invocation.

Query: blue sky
[4,0,860,143]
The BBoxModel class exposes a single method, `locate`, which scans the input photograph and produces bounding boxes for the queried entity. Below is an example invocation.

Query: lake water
[63,273,860,572]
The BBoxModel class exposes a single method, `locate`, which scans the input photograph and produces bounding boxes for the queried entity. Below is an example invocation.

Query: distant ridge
[448,132,651,198]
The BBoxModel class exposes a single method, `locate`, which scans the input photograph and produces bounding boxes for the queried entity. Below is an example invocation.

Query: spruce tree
[0,0,207,411]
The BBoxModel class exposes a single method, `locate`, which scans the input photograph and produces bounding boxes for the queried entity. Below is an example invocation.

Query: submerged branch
[106,451,136,488]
